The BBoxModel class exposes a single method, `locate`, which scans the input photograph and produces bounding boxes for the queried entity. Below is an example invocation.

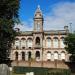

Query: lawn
[12,73,24,75]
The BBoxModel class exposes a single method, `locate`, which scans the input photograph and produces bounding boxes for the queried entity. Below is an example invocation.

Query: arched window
[60,37,65,48]
[61,51,65,60]
[46,37,51,48]
[15,38,20,49]
[15,52,18,60]
[27,38,33,48]
[53,37,59,48]
[28,51,31,60]
[21,38,26,49]
[22,52,25,60]
[54,52,58,60]
[46,51,51,61]
[36,37,40,45]
[35,51,40,61]
[37,23,40,31]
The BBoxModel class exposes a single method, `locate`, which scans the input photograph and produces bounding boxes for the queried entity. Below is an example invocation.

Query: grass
[12,73,24,75]
[12,72,24,75]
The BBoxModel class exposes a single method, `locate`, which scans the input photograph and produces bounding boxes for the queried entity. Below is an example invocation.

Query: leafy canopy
[0,0,20,64]
[64,33,75,61]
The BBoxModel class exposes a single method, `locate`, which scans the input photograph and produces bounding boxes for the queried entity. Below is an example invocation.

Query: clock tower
[34,5,44,32]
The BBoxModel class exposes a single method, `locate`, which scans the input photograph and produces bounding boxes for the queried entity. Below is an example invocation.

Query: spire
[34,5,43,18]
[37,5,40,10]
[36,5,41,13]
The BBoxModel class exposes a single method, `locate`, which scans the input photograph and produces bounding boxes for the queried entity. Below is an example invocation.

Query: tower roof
[34,5,43,18]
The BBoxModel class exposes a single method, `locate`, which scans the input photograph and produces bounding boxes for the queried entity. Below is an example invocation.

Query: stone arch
[60,37,64,40]
[60,37,65,48]
[54,51,59,60]
[27,38,33,48]
[46,51,51,61]
[15,38,19,40]
[46,37,51,48]
[35,51,40,61]
[61,51,65,60]
[21,38,26,40]
[21,38,26,49]
[21,51,25,60]
[28,51,32,60]
[15,51,18,60]
[53,37,59,48]
[35,37,40,45]
[15,38,20,49]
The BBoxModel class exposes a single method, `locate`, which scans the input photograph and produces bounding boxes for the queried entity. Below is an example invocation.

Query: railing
[34,44,41,48]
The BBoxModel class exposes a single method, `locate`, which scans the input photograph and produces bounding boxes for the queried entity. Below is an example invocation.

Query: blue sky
[19,0,75,21]
[15,0,75,32]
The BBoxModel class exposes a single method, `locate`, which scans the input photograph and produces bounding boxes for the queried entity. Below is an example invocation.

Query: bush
[13,66,71,75]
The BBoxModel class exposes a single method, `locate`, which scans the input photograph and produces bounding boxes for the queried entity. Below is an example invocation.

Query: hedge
[13,66,71,75]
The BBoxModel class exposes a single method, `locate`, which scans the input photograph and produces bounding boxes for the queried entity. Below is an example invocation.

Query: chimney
[15,28,20,32]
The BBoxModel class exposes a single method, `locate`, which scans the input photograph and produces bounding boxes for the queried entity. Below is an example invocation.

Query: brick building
[10,6,69,69]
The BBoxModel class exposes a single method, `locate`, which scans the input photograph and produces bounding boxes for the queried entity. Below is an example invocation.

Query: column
[25,51,28,61]
[51,39,53,48]
[18,53,21,61]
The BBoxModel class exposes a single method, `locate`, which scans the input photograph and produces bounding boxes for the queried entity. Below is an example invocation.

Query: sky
[15,0,75,32]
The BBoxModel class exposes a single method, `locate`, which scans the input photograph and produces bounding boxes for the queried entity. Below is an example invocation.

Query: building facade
[10,6,69,68]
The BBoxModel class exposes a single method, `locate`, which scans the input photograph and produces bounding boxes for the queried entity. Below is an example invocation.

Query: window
[22,52,25,60]
[15,38,20,47]
[46,37,51,48]
[21,38,26,49]
[28,51,31,60]
[15,52,18,60]
[16,46,19,49]
[54,52,58,60]
[60,37,65,48]
[61,52,65,60]
[53,37,59,48]
[27,38,33,48]
[36,23,40,31]
[22,47,25,49]
[36,51,40,61]
[36,37,40,45]
[47,51,51,61]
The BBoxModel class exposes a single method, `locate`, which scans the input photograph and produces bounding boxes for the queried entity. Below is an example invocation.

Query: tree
[0,0,20,64]
[64,33,75,61]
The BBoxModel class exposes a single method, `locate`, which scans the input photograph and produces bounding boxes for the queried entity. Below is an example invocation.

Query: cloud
[15,2,75,32]
[14,20,33,31]
[44,2,75,32]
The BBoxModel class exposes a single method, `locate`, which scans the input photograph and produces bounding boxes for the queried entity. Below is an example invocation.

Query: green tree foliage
[64,33,75,61]
[0,0,20,64]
